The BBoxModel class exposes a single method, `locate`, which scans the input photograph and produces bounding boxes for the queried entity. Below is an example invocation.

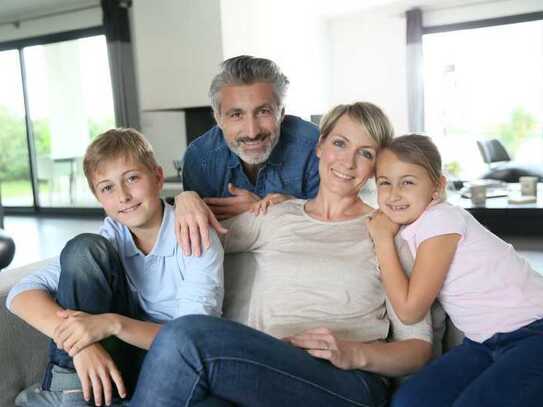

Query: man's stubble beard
[227,131,280,165]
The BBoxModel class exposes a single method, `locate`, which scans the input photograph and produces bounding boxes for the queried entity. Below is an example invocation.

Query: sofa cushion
[1,260,52,407]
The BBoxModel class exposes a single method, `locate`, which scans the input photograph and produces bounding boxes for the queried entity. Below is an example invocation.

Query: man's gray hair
[209,55,289,113]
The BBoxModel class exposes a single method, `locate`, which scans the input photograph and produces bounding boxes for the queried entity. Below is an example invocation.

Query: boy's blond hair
[83,128,159,193]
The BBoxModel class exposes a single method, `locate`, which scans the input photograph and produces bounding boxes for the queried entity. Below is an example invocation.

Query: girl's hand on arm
[366,210,400,243]
[249,193,293,216]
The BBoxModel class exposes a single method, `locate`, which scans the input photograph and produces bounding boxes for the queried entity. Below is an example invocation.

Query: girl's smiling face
[376,149,443,225]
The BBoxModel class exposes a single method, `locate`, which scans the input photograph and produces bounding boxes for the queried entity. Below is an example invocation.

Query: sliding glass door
[1,32,115,209]
[0,50,33,206]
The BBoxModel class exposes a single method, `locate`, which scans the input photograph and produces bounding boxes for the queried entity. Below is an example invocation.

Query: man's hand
[175,191,228,257]
[366,210,400,243]
[203,183,260,220]
[249,193,292,216]
[73,343,126,406]
[54,310,118,357]
[285,327,364,370]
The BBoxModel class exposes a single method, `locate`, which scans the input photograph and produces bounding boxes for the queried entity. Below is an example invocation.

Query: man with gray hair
[175,55,320,256]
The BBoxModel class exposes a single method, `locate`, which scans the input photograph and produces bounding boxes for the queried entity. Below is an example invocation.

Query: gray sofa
[0,254,463,407]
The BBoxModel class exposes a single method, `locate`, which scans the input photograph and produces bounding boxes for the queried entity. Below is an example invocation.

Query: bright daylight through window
[423,19,543,182]
[0,35,115,208]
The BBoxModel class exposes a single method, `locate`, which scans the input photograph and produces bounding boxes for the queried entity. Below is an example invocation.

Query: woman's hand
[54,310,119,357]
[249,193,292,216]
[285,327,364,370]
[366,210,400,243]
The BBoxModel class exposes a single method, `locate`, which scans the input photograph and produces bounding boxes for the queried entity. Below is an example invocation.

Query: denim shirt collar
[124,201,176,258]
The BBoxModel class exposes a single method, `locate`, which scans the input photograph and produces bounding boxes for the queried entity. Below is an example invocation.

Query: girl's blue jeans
[391,317,543,407]
[130,315,390,407]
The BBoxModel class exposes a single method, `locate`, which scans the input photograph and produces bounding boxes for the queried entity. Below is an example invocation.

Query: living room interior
[0,0,542,266]
[0,1,542,405]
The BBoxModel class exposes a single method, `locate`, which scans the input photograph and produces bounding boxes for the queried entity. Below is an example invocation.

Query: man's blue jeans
[43,234,145,397]
[131,315,389,407]
[391,318,543,407]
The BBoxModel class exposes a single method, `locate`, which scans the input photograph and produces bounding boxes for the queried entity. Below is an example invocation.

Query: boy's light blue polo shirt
[182,115,320,199]
[6,203,224,322]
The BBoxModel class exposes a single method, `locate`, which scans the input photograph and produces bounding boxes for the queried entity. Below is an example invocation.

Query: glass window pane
[423,20,543,180]
[24,35,115,207]
[0,50,34,207]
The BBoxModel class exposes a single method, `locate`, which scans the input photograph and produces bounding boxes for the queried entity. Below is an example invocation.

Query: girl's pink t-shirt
[400,202,543,342]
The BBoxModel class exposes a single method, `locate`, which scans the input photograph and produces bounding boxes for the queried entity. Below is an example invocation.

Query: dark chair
[477,139,543,183]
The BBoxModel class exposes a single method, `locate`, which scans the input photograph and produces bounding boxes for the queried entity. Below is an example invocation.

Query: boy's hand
[204,183,260,220]
[73,343,126,406]
[54,310,119,357]
[175,191,227,257]
[366,210,400,243]
[249,193,292,216]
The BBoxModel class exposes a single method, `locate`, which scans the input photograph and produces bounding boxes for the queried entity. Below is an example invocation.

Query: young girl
[367,134,543,407]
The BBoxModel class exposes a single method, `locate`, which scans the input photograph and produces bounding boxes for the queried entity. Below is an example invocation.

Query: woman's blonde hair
[83,128,158,193]
[319,102,394,148]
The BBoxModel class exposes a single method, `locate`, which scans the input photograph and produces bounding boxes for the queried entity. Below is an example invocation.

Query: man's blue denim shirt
[182,115,320,199]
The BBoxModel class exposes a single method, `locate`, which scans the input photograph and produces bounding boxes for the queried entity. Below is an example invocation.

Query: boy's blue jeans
[131,315,390,407]
[43,233,146,397]
[391,318,543,407]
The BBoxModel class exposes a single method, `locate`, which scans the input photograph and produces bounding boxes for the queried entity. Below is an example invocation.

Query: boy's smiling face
[93,155,164,232]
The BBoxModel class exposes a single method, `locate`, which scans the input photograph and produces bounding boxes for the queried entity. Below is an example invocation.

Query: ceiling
[0,0,99,25]
[0,0,498,25]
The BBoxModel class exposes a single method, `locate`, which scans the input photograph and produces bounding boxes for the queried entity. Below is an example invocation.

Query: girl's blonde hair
[384,134,442,186]
[319,102,394,148]
[83,128,158,193]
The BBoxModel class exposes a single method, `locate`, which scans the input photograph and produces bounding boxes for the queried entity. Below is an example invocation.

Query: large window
[0,32,115,209]
[0,50,33,206]
[423,19,543,180]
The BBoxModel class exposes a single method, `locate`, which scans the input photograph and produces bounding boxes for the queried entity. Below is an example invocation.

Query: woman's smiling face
[316,114,378,198]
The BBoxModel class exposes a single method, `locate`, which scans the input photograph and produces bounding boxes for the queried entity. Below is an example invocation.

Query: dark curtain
[406,8,424,133]
[101,0,141,129]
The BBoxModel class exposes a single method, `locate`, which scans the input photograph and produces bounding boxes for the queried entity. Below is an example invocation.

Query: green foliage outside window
[491,107,538,156]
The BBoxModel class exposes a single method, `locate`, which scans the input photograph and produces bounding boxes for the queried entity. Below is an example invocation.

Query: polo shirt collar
[123,201,176,258]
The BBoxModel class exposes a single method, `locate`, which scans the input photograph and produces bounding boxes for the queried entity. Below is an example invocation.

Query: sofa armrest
[0,261,51,407]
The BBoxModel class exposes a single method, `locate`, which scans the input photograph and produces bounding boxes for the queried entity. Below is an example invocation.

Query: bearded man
[175,55,320,255]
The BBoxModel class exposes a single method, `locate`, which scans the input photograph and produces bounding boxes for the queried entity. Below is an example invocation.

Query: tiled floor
[3,215,104,269]
[3,215,543,274]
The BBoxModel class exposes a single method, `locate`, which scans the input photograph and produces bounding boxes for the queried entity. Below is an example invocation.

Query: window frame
[0,26,109,216]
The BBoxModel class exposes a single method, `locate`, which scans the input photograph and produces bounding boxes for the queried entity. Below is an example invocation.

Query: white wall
[140,111,186,174]
[329,10,409,134]
[131,0,224,111]
[220,0,331,120]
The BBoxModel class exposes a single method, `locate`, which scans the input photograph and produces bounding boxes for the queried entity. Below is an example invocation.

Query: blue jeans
[130,315,389,407]
[44,234,146,398]
[391,318,543,407]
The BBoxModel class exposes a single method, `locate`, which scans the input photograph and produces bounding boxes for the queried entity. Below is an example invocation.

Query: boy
[7,128,224,406]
